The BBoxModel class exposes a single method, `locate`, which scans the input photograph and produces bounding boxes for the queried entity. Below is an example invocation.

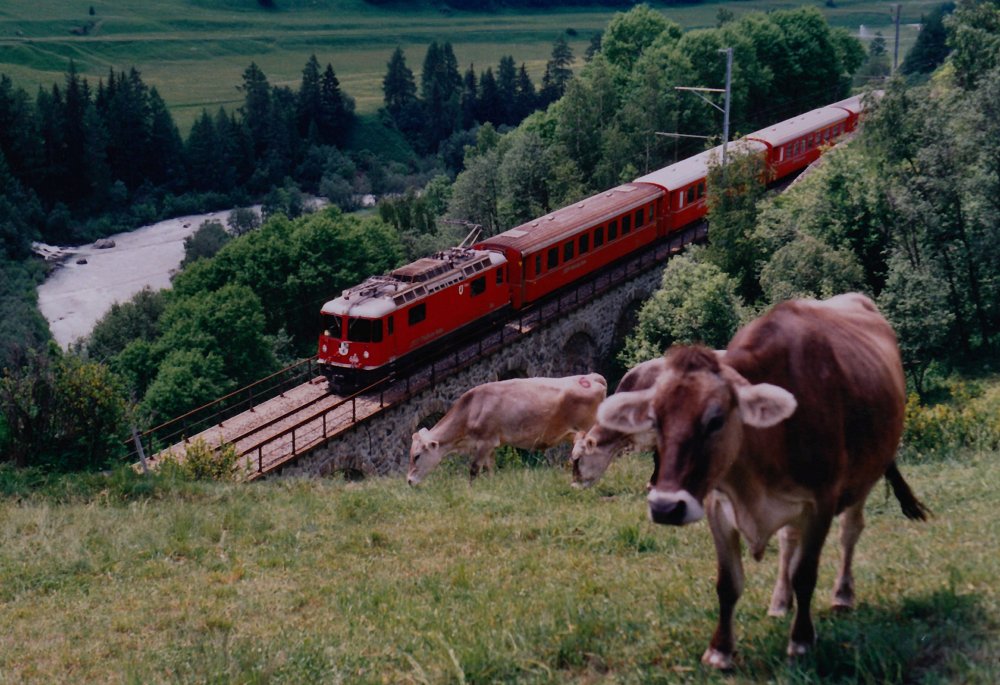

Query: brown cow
[596,294,928,668]
[407,373,607,485]
[571,357,667,488]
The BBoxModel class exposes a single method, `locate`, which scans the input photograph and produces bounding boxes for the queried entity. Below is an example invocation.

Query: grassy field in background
[0,449,996,683]
[1,0,938,132]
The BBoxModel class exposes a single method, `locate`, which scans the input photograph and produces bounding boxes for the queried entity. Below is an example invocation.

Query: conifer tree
[319,63,353,146]
[239,62,272,160]
[540,36,574,106]
[383,47,416,118]
[477,68,501,126]
[297,54,323,141]
[514,64,537,121]
[496,55,517,125]
[185,110,219,191]
[460,65,479,129]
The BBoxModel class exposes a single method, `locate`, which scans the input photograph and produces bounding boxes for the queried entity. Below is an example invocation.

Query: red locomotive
[317,94,869,391]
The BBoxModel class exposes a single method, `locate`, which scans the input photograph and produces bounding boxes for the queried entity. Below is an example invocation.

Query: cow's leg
[768,525,799,617]
[787,512,833,658]
[702,493,744,670]
[832,501,864,611]
[468,442,494,481]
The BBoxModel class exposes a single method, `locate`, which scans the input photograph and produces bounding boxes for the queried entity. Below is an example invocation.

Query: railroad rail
[144,222,706,479]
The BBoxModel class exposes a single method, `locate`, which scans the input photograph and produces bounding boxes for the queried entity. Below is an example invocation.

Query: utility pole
[657,48,733,165]
[891,3,901,74]
[721,47,733,165]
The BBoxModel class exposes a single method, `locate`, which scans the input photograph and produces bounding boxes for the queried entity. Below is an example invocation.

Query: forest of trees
[382,37,572,155]
[1,0,990,472]
[442,5,865,236]
[623,0,999,400]
[0,56,355,252]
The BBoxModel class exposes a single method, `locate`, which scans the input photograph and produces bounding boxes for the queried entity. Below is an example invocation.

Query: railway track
[146,223,707,478]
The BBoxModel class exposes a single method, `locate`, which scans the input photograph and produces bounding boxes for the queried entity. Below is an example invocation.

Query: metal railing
[124,356,319,464]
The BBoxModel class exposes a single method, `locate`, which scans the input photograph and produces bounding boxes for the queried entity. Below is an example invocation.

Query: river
[36,210,238,348]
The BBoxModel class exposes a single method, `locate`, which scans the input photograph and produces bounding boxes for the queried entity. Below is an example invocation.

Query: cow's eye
[702,405,726,435]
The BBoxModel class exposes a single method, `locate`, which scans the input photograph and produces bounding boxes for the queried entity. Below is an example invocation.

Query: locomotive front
[317,247,510,394]
[317,285,397,392]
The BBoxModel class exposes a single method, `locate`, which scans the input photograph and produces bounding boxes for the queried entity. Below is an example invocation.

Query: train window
[535,254,542,275]
[594,226,605,247]
[387,316,394,335]
[564,240,575,261]
[620,216,630,236]
[687,187,696,203]
[677,190,685,209]
[408,304,426,326]
[608,220,618,240]
[496,268,504,285]
[323,314,343,338]
[471,276,486,296]
[635,208,644,227]
[579,233,590,254]
[697,183,705,199]
[348,316,383,343]
[547,247,559,269]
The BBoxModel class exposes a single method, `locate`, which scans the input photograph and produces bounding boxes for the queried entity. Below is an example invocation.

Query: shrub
[172,438,241,481]
[900,380,1000,460]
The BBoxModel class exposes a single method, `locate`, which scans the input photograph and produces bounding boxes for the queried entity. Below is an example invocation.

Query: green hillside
[1,0,937,131]
[0,449,996,682]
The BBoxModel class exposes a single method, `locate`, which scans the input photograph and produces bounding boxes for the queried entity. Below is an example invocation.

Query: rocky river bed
[36,210,233,348]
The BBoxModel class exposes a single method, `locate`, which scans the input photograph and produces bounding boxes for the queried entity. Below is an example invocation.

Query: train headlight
[322,344,327,353]
[363,351,370,359]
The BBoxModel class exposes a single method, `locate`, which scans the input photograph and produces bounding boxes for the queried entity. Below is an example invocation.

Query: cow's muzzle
[647,489,704,526]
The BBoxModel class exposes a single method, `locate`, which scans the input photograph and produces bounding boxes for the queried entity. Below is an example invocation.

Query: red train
[317,94,868,391]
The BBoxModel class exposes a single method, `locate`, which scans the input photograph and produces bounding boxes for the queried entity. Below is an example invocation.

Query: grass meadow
[0,0,940,132]
[0,448,996,683]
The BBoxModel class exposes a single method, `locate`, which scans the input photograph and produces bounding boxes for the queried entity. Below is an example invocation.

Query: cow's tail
[885,461,931,521]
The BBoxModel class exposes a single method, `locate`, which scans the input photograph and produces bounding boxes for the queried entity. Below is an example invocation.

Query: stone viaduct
[281,246,682,481]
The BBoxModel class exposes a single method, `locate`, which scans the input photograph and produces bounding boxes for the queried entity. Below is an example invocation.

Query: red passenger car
[746,105,853,178]
[317,247,508,390]
[474,183,662,309]
[634,140,769,234]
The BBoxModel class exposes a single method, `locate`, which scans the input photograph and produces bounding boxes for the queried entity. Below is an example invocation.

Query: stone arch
[559,330,600,376]
[411,398,451,434]
[604,296,649,386]
[497,366,529,380]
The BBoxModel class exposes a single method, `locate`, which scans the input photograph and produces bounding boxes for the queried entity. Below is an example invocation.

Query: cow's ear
[597,388,657,434]
[736,383,797,428]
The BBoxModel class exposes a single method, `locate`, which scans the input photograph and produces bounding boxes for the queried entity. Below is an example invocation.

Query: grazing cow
[596,294,928,668]
[407,373,608,485]
[571,357,667,488]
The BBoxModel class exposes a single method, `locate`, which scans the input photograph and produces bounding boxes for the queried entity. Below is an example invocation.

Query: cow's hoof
[786,640,812,658]
[830,601,854,613]
[768,599,791,617]
[701,648,734,670]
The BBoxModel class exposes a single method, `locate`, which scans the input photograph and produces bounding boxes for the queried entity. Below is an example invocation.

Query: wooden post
[132,425,149,474]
